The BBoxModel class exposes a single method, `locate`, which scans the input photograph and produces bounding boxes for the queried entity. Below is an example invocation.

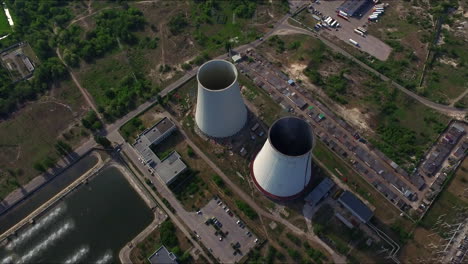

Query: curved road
[273,20,468,118]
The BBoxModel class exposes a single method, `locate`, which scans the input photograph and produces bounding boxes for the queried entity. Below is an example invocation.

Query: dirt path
[55,47,101,118]
[160,24,166,65]
[449,88,468,107]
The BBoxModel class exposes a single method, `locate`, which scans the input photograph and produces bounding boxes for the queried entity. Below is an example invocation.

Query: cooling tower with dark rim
[251,116,314,200]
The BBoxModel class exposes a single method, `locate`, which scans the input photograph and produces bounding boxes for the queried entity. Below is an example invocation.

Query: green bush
[235,200,258,219]
[168,14,188,35]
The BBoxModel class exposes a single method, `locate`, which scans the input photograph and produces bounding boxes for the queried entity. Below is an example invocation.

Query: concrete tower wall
[252,117,314,200]
[195,60,247,138]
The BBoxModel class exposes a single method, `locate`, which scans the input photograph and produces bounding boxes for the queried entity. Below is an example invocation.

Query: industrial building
[195,59,247,138]
[252,117,314,200]
[148,245,178,264]
[338,191,374,223]
[338,0,374,17]
[304,177,335,206]
[133,117,187,185]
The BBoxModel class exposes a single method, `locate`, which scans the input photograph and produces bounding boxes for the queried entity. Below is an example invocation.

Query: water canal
[0,166,153,263]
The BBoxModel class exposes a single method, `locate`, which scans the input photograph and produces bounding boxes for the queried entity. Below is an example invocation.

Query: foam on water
[17,220,74,264]
[63,246,89,264]
[0,255,13,264]
[94,250,113,264]
[6,205,66,251]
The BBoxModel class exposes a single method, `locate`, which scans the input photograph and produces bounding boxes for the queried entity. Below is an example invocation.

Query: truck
[339,10,348,17]
[330,20,337,27]
[337,13,349,20]
[354,29,365,37]
[337,10,349,20]
[357,27,367,33]
[349,39,359,47]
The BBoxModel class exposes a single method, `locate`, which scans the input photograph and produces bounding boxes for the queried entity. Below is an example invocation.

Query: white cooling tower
[251,117,314,200]
[195,59,247,138]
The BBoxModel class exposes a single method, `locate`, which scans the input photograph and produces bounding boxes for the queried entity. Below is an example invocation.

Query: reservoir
[0,166,154,263]
[0,153,99,234]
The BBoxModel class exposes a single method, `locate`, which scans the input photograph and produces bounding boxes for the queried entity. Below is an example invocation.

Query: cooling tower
[251,117,314,200]
[195,59,247,138]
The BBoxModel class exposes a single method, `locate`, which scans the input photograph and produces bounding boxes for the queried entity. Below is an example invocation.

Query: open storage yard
[296,0,392,61]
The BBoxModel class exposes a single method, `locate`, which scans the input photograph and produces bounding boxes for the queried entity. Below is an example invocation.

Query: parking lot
[306,0,392,60]
[192,198,257,263]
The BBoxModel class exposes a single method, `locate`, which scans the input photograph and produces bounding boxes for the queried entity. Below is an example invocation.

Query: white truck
[354,29,365,37]
[349,39,359,47]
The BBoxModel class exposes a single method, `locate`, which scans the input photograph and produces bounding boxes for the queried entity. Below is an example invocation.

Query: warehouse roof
[305,178,335,206]
[339,191,373,223]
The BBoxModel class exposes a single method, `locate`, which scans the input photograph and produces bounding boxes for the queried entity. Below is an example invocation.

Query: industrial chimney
[251,117,314,200]
[195,59,247,138]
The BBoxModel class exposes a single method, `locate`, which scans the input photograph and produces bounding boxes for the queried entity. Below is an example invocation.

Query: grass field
[0,9,11,36]
[0,80,88,200]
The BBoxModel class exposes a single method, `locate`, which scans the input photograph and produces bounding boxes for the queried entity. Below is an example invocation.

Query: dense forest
[0,0,72,117]
[0,1,150,120]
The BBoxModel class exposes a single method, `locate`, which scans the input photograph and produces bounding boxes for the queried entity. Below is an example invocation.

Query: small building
[338,191,374,223]
[304,177,335,206]
[156,152,187,185]
[133,117,187,185]
[288,93,307,110]
[232,54,243,63]
[148,245,178,264]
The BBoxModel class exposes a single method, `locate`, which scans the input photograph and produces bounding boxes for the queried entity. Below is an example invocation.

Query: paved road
[274,19,468,118]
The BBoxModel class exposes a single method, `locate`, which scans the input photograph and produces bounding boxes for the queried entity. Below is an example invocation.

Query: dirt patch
[289,63,307,79]
[439,56,459,68]
[336,106,371,131]
[401,33,428,61]
[401,227,442,263]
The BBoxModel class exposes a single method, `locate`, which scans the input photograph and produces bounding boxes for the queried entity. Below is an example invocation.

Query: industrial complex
[0,1,467,264]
